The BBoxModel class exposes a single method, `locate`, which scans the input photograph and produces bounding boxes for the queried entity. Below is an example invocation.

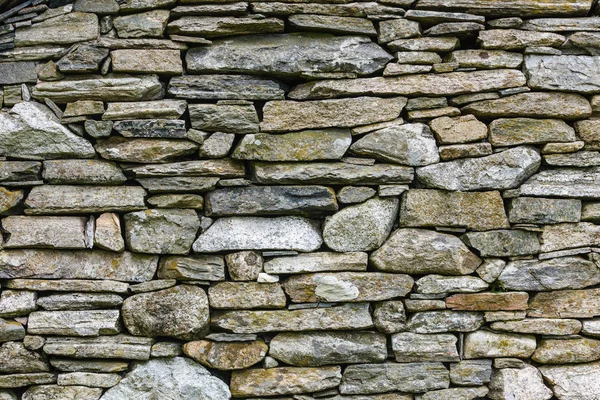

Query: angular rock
[540,223,600,252]
[205,186,337,216]
[261,97,405,132]
[103,100,186,121]
[147,194,204,209]
[25,186,146,214]
[508,197,581,224]
[0,188,24,215]
[575,119,600,150]
[113,10,169,38]
[414,0,591,17]
[15,12,98,46]
[189,101,258,134]
[211,303,373,333]
[288,15,376,36]
[498,257,600,291]
[125,159,244,178]
[100,357,230,400]
[43,335,153,360]
[415,275,488,294]
[407,310,484,334]
[233,129,350,161]
[283,272,412,303]
[544,151,600,167]
[158,255,225,281]
[186,33,391,77]
[534,337,600,364]
[56,45,109,74]
[0,62,37,85]
[224,251,261,281]
[111,49,183,75]
[137,177,218,193]
[0,290,37,317]
[429,114,487,144]
[95,137,198,163]
[2,216,87,249]
[420,387,489,400]
[183,340,267,370]
[208,282,286,309]
[461,229,540,257]
[446,292,529,311]
[337,186,376,204]
[491,318,582,335]
[540,362,600,400]
[525,55,600,94]
[252,162,413,185]
[23,385,102,400]
[251,1,405,17]
[0,102,94,159]
[399,189,510,231]
[230,366,341,397]
[27,310,121,336]
[340,363,449,394]
[379,19,420,43]
[0,161,41,185]
[391,332,459,362]
[520,167,600,198]
[388,37,460,52]
[42,160,126,185]
[264,252,367,275]
[350,123,439,166]
[462,92,592,120]
[0,342,49,373]
[529,288,600,318]
[168,16,284,38]
[323,197,398,252]
[168,74,285,100]
[49,359,128,373]
[416,146,541,191]
[74,0,119,13]
[450,360,492,386]
[193,216,322,252]
[464,330,536,359]
[489,118,577,146]
[94,213,125,252]
[374,301,407,334]
[37,293,123,311]
[113,119,186,139]
[0,319,25,343]
[488,364,553,400]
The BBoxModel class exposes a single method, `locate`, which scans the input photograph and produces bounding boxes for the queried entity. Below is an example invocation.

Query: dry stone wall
[1,0,600,399]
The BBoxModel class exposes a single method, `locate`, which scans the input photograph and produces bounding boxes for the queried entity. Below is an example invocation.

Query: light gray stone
[168,75,284,100]
[6,279,129,294]
[378,18,420,43]
[479,29,566,50]
[373,301,407,334]
[49,359,129,373]
[533,336,600,364]
[415,275,488,294]
[489,118,577,146]
[407,311,485,333]
[158,255,225,281]
[1,216,87,249]
[488,364,553,400]
[208,282,286,309]
[414,0,591,17]
[392,332,459,362]
[461,229,540,257]
[0,373,56,389]
[491,318,582,335]
[111,49,183,75]
[446,49,523,68]
[37,293,123,311]
[189,101,258,134]
[27,310,121,336]
[168,16,284,38]
[42,160,126,185]
[224,251,261,281]
[429,114,487,144]
[520,167,600,198]
[0,319,25,343]
[529,288,600,318]
[337,186,376,204]
[183,340,266,371]
[23,385,102,400]
[0,342,49,374]
[0,62,37,85]
[95,137,198,163]
[0,290,37,317]
[264,252,367,274]
[508,197,581,224]
[43,335,153,360]
[525,55,600,94]
[103,100,186,121]
[124,159,244,178]
[540,362,600,400]
[450,360,492,386]
[15,12,98,46]
[288,15,376,36]
[464,330,536,359]
[540,222,600,252]
[57,372,120,388]
[114,10,169,38]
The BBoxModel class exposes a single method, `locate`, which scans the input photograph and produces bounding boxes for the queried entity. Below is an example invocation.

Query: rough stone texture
[540,362,600,400]
[183,340,267,370]
[264,252,367,274]
[464,330,537,359]
[208,282,286,309]
[27,310,121,336]
[15,12,98,46]
[168,75,285,100]
[429,114,487,144]
[490,118,577,146]
[525,55,600,94]
[508,197,581,224]
[391,332,459,362]
[488,364,553,400]
[1,216,87,249]
[461,229,540,257]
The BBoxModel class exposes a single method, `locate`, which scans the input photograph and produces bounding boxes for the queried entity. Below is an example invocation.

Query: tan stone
[446,292,528,311]
[183,340,267,370]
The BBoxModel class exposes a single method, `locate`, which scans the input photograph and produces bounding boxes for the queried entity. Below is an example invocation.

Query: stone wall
[1,0,600,399]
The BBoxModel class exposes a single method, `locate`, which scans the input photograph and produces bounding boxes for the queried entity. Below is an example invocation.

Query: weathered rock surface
[429,114,487,144]
[540,222,600,252]
[113,119,186,139]
[37,293,123,311]
[391,332,459,362]
[533,337,600,364]
[168,16,284,38]
[264,252,367,274]
[415,275,488,294]
[489,118,577,146]
[183,340,267,370]
[0,342,49,374]
[189,101,259,134]
[520,167,600,198]
[112,49,183,75]
[22,385,103,400]
[27,310,121,337]
[414,0,592,17]
[43,335,153,360]
[488,364,553,400]
[15,12,98,46]
[407,311,485,333]
[95,137,198,163]
[529,288,600,318]
[42,160,126,185]
[113,10,169,38]
[446,292,529,311]
[491,318,582,336]
[103,100,186,121]
[540,362,600,400]
[508,197,581,224]
[461,229,540,257]
[525,55,600,94]
[0,290,37,317]
[94,213,125,252]
[479,29,566,49]
[168,75,285,100]
[1,216,87,249]
[158,255,224,281]
[208,282,286,309]
[464,330,536,359]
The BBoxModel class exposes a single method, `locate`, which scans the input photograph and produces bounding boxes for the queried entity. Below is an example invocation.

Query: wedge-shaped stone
[252,162,413,185]
[446,49,523,68]
[544,150,600,167]
[158,255,225,281]
[540,362,600,400]
[0,318,25,343]
[25,186,146,214]
[1,188,24,215]
[233,129,351,161]
[5,279,129,293]
[183,340,267,371]
[463,92,592,120]
[168,75,285,100]
[283,272,413,303]
[1,216,86,249]
[95,137,198,163]
[0,102,94,160]
[371,228,482,275]
[399,189,509,231]
[392,332,459,362]
[189,102,258,134]
[447,292,528,311]
[525,55,600,93]
[288,69,526,100]
[540,222,600,252]
[43,335,153,360]
[33,74,164,103]
[388,37,459,52]
[0,342,49,374]
[340,363,449,394]
[22,385,102,400]
[407,311,484,333]
[464,330,536,359]
[350,123,439,167]
[193,216,322,252]
[490,118,577,146]
[498,257,600,291]
[187,33,391,77]
[28,310,120,337]
[533,337,600,364]
[168,16,284,38]
[520,167,600,198]
[429,114,487,145]
[15,12,98,46]
[37,293,123,311]
[261,97,405,132]
[0,250,157,282]
[124,209,200,255]
[111,49,183,75]
[478,29,566,49]
[122,285,209,340]
[137,177,217,194]
[414,0,592,17]
[417,146,541,191]
[113,119,186,138]
[42,160,126,185]
[270,332,386,367]
[489,364,553,400]
[491,318,582,335]
[264,252,367,274]
[94,213,125,252]
[103,100,187,121]
[461,229,540,257]
[289,14,376,36]
[212,303,372,333]
[205,186,338,216]
[113,10,169,38]
[529,288,600,318]
[231,366,341,397]
[522,17,600,32]
[56,45,109,74]
[208,282,286,309]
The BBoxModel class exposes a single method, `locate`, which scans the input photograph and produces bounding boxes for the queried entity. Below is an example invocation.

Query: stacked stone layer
[1,0,600,399]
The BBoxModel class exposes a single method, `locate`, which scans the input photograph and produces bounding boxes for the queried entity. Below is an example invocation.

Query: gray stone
[464,330,536,359]
[168,16,283,38]
[396,51,443,64]
[407,311,485,333]
[288,15,376,36]
[529,288,600,318]
[417,146,541,191]
[337,186,376,204]
[197,132,234,158]
[1,216,87,249]
[111,49,183,75]
[233,129,351,161]
[488,364,553,400]
[508,197,581,224]
[124,159,244,178]
[479,29,565,50]
[462,92,592,120]
[0,290,37,317]
[0,188,24,215]
[189,102,258,134]
[42,160,126,185]
[269,332,386,366]
[74,0,119,13]
[489,118,577,146]
[251,1,405,17]
[103,100,186,121]
[6,279,129,294]
[95,137,198,163]
[208,282,286,309]
[100,357,230,400]
[461,229,540,257]
[540,222,600,252]
[0,374,56,389]
[426,22,484,36]
[183,340,266,371]
[113,119,186,139]
[15,12,98,46]
[439,143,493,160]
[419,387,489,400]
[186,33,391,77]
[57,45,109,73]
[0,62,37,85]
[539,362,600,400]
[350,123,439,166]
[261,97,405,132]
[446,292,528,311]
[429,114,487,144]
[57,372,120,388]
[378,19,420,43]
[193,216,322,253]
[415,275,488,294]
[450,360,492,386]
[340,363,449,394]
[0,161,41,185]
[224,251,261,281]
[211,303,373,333]
[252,162,413,185]
[114,10,169,38]
[129,280,176,294]
[0,319,25,343]
[323,197,398,252]
[25,185,147,214]
[373,301,407,334]
[168,74,284,100]
[147,194,204,209]
[27,310,121,336]
[0,342,50,373]
[49,359,128,373]
[392,332,459,362]
[499,257,600,291]
[388,37,459,52]
[37,293,123,311]
[24,385,97,400]
[43,335,152,360]
[158,255,225,281]
[525,55,600,94]
[33,74,164,103]
[85,121,113,138]
[136,177,218,193]
[491,318,582,335]
[0,102,94,159]
[414,0,591,17]
[264,252,367,274]
[446,50,523,68]
[283,272,413,302]
[205,186,338,216]
[404,9,485,24]
[120,0,176,11]
[150,342,182,358]
[544,151,600,167]
[94,213,125,252]
[122,285,209,340]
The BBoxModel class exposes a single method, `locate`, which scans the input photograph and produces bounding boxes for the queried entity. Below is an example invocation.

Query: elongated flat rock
[5,279,129,293]
[0,250,157,282]
[102,100,186,121]
[464,330,536,359]
[95,138,198,163]
[252,162,414,185]
[168,75,285,100]
[158,255,225,281]
[489,118,577,146]
[113,119,186,138]
[520,167,600,198]
[0,161,41,185]
[525,55,600,93]
[125,159,245,178]
[15,12,98,46]
[43,335,153,360]
[168,16,284,38]
[414,0,592,17]
[391,332,459,362]
[461,229,540,257]
[478,29,566,49]
[42,160,126,185]
[193,216,322,252]
[446,292,529,311]
[289,69,525,100]
[183,340,267,371]
[25,186,146,214]
[208,282,286,309]
[528,288,600,318]
[186,33,392,77]
[540,223,600,252]
[27,310,121,336]
[33,74,164,103]
[1,216,87,249]
[37,293,124,311]
[211,303,373,333]
[0,342,49,374]
[264,252,368,274]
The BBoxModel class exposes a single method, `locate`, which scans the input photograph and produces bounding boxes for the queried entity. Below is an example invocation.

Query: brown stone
[446,292,529,311]
[183,340,267,371]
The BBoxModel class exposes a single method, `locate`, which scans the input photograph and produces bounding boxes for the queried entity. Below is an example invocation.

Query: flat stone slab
[168,74,285,100]
[27,310,121,336]
[1,216,87,249]
[43,335,153,360]
[264,252,368,274]
[414,0,592,17]
[15,12,99,46]
[525,55,600,93]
